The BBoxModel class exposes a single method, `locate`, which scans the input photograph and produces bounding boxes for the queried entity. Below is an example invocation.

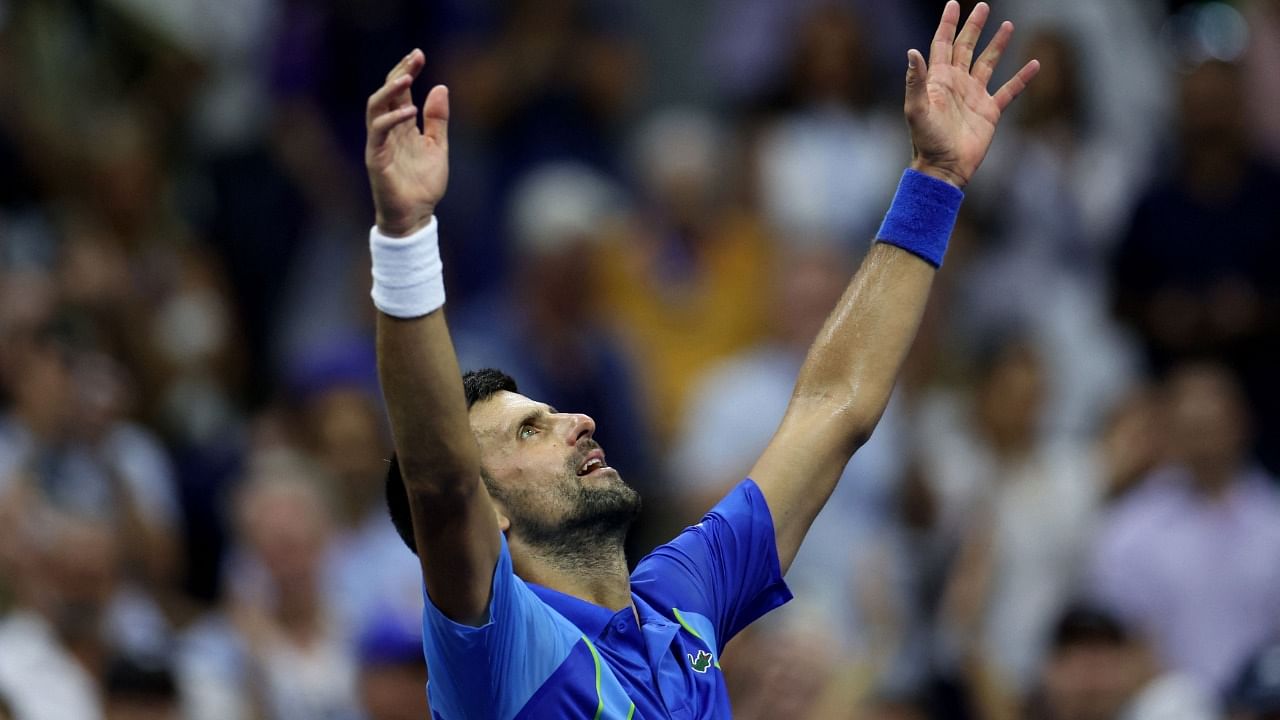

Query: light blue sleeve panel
[631,478,793,653]
[421,533,581,720]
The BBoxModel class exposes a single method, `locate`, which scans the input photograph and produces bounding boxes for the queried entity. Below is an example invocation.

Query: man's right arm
[365,50,499,626]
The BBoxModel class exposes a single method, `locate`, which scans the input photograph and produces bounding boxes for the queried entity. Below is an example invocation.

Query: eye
[518,424,537,440]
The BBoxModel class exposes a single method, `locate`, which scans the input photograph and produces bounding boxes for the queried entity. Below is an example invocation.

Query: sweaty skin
[364,1,1038,626]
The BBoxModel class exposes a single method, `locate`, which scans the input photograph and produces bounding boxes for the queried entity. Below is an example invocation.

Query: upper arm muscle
[377,309,500,626]
[409,479,502,626]
[749,398,874,573]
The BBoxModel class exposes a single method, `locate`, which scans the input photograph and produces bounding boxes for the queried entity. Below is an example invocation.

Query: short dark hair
[104,655,178,703]
[1050,604,1130,649]
[386,369,518,554]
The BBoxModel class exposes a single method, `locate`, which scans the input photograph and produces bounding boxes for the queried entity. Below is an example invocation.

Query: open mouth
[576,449,609,476]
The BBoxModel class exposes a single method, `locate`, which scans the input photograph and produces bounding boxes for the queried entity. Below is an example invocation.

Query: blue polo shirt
[421,478,792,719]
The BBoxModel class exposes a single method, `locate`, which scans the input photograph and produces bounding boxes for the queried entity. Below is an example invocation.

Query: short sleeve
[421,534,581,720]
[630,478,793,652]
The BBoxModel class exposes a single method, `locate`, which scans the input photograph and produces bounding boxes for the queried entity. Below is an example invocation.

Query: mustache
[567,439,602,471]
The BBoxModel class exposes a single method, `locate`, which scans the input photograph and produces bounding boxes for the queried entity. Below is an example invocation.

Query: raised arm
[750,2,1039,572]
[365,50,499,625]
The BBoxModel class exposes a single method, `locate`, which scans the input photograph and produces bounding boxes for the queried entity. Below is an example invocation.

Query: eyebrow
[511,404,556,436]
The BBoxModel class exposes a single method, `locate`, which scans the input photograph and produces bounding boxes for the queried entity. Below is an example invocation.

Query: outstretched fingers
[993,59,1041,112]
[972,21,1014,86]
[385,49,425,84]
[368,49,425,125]
[367,74,413,125]
[367,50,432,148]
[369,105,418,148]
[929,1,961,68]
[952,2,989,72]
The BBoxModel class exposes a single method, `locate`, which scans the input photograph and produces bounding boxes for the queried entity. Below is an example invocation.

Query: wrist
[909,160,966,190]
[370,217,446,318]
[873,168,965,269]
[375,208,435,238]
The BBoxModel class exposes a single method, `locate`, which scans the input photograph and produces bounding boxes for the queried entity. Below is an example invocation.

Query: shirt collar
[525,581,619,639]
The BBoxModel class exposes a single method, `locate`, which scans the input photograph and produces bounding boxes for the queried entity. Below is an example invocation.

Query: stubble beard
[507,450,642,568]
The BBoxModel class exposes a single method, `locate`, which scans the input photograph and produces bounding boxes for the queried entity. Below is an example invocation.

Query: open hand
[365,50,449,237]
[905,2,1039,188]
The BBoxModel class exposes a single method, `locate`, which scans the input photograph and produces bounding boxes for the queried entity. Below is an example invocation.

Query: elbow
[840,409,880,454]
[789,391,883,454]
[792,366,892,442]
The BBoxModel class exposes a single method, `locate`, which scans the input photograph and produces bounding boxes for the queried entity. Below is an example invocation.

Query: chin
[578,478,642,523]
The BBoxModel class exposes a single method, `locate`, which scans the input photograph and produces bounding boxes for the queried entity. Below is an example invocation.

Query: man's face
[469,391,640,549]
[1167,366,1247,475]
[1042,643,1141,720]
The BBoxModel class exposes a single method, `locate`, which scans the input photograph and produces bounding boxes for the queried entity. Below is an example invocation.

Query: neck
[275,581,322,633]
[511,534,632,611]
[1190,462,1239,499]
[982,424,1034,461]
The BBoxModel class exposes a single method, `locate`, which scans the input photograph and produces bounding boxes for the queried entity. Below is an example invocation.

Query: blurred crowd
[1,0,1279,718]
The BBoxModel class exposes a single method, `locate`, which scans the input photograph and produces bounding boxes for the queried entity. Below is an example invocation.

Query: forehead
[469,390,548,440]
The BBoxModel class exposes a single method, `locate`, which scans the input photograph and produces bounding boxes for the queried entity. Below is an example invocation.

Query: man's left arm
[750,1,1039,572]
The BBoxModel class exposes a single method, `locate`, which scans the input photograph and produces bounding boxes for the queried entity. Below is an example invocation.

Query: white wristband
[370,217,446,318]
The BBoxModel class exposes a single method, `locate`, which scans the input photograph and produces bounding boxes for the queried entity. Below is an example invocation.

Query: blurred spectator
[718,620,840,720]
[595,108,772,442]
[922,337,1106,697]
[0,504,125,720]
[0,330,183,617]
[961,27,1142,436]
[143,247,250,604]
[752,3,902,243]
[1088,363,1280,694]
[997,0,1170,170]
[704,0,922,105]
[357,612,430,720]
[1025,605,1217,720]
[452,163,654,489]
[1112,59,1280,474]
[177,454,362,720]
[1243,0,1280,165]
[441,0,640,300]
[1225,636,1280,720]
[294,368,424,636]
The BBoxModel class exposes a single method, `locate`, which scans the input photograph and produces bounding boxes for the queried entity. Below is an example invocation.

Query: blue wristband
[874,169,964,268]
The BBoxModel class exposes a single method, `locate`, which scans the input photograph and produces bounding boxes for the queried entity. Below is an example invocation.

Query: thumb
[904,49,928,117]
[423,84,449,145]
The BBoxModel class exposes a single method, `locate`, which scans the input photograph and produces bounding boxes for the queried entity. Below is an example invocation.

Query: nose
[561,412,596,446]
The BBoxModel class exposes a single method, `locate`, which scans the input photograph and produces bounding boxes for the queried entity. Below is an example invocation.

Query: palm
[365,50,450,237]
[369,114,448,218]
[913,66,1000,182]
[904,2,1039,187]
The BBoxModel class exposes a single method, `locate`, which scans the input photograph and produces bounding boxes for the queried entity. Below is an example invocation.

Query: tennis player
[363,3,1038,717]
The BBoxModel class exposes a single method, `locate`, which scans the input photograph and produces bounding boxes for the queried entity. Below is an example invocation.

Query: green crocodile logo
[688,649,713,674]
